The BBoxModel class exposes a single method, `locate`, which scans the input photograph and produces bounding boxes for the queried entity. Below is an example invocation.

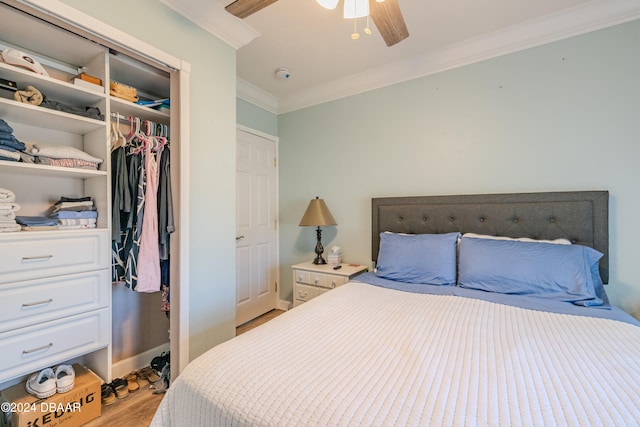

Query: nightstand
[292,262,368,307]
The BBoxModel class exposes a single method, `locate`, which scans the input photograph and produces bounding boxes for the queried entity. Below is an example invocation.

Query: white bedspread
[151,282,640,426]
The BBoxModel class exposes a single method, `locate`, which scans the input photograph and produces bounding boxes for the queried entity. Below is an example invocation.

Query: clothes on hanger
[110,115,173,302]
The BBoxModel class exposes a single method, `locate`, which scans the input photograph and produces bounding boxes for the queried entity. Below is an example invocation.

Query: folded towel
[14,85,43,106]
[57,218,96,226]
[50,210,97,219]
[16,215,58,227]
[0,212,15,222]
[0,188,15,203]
[0,203,20,213]
[0,223,21,232]
[28,144,103,164]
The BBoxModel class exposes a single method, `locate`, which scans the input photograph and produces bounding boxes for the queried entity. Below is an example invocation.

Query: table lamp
[299,197,337,264]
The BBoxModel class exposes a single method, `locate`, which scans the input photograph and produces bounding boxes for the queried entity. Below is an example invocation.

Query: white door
[236,128,278,326]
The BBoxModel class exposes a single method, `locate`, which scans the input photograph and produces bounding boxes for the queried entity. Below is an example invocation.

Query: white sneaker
[54,365,75,393]
[25,368,56,399]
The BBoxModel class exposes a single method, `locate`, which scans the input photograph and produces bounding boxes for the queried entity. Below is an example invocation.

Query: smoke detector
[274,67,291,80]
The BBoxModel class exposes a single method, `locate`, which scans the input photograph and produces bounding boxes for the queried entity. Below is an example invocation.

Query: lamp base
[312,255,327,265]
[312,226,326,265]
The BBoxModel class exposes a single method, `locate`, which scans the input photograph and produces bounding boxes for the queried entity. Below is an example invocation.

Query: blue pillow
[458,236,605,306]
[376,232,459,285]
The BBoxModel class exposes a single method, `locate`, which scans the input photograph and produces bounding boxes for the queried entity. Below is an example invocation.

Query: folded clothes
[36,156,98,170]
[57,218,96,226]
[0,148,20,161]
[55,196,92,204]
[21,225,58,231]
[0,119,13,134]
[52,205,96,213]
[0,135,26,151]
[57,224,95,230]
[0,188,15,203]
[16,215,58,227]
[50,210,97,219]
[0,222,21,232]
[28,144,103,164]
[40,98,104,120]
[54,201,93,209]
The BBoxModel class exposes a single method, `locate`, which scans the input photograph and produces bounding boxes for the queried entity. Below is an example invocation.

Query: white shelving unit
[0,0,181,387]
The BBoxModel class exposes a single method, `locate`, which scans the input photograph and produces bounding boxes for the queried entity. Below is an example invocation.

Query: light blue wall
[60,0,238,359]
[278,20,640,320]
[237,98,278,136]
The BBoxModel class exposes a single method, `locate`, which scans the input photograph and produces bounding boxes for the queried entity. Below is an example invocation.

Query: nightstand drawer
[294,283,318,303]
[294,270,311,284]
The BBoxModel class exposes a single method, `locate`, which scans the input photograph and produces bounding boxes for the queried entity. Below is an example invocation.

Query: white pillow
[462,232,571,245]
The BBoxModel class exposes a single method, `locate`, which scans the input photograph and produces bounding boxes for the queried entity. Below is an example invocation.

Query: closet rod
[110,112,128,121]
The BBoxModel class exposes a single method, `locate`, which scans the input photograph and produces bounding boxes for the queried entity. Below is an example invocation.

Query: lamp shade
[316,0,339,10]
[299,197,337,226]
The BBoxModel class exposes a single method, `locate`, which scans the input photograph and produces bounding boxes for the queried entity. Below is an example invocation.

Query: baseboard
[277,299,291,311]
[111,342,170,379]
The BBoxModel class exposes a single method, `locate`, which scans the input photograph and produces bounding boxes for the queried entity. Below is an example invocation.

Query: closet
[0,0,186,387]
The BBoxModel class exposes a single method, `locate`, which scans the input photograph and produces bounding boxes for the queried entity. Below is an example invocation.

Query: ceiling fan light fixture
[344,0,369,19]
[316,0,339,9]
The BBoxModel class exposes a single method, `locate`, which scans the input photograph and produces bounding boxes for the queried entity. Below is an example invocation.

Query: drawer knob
[331,281,336,288]
[22,342,53,355]
[21,299,53,308]
[21,255,53,262]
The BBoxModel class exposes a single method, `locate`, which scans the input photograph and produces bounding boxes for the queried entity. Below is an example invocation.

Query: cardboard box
[1,364,101,427]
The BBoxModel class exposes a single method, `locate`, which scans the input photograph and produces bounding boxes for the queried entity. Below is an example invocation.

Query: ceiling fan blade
[369,0,409,47]
[225,0,279,19]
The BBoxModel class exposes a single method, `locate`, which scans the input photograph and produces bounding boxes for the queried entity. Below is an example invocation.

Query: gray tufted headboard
[371,191,609,283]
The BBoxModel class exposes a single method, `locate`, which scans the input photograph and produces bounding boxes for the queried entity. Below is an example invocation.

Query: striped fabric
[152,282,640,426]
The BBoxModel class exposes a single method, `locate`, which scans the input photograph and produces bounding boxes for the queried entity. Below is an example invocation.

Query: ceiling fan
[225,0,409,47]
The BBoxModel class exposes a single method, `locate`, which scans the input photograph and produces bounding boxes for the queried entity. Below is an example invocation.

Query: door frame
[236,124,283,315]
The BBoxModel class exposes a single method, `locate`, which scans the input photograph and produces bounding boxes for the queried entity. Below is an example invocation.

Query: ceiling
[169,0,640,113]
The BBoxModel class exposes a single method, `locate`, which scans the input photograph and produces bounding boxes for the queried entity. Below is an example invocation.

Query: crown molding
[277,0,640,113]
[158,0,260,49]
[237,78,279,114]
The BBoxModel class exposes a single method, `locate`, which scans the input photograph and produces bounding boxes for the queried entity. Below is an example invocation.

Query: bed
[151,191,640,426]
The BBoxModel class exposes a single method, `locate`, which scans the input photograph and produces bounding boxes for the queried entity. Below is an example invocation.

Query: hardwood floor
[84,309,285,426]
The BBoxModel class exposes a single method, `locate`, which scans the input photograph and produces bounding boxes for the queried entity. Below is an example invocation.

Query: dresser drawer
[294,283,318,303]
[293,269,311,285]
[0,308,110,383]
[0,269,110,333]
[0,230,109,283]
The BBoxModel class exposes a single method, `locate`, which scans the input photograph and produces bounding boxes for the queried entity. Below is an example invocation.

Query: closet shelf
[0,62,106,105]
[0,97,106,134]
[0,160,107,179]
[110,96,170,125]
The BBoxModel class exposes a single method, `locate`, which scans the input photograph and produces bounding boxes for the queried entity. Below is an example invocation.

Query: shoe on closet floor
[110,378,129,398]
[54,364,75,393]
[101,384,117,406]
[25,368,56,399]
